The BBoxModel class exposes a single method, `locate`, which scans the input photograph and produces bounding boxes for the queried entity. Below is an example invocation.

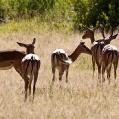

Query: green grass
[0,17,74,34]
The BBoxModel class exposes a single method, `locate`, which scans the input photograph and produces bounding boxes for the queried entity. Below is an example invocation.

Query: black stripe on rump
[108,53,111,59]
[57,52,69,64]
[111,52,114,62]
[26,60,31,74]
[114,51,118,59]
[31,56,34,74]
[52,53,56,60]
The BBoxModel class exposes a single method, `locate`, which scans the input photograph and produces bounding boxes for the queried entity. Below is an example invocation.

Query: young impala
[82,26,118,79]
[17,38,40,101]
[101,44,119,83]
[51,42,92,83]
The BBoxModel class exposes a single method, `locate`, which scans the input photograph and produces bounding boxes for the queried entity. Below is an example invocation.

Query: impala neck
[69,45,92,62]
[26,49,34,54]
[90,33,95,44]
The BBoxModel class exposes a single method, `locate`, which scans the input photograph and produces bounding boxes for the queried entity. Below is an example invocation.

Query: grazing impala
[101,44,119,83]
[51,42,92,82]
[17,38,40,101]
[82,26,118,79]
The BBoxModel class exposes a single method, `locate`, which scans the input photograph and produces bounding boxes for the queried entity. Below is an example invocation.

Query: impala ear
[32,38,36,45]
[109,33,118,41]
[17,42,27,48]
[100,27,106,39]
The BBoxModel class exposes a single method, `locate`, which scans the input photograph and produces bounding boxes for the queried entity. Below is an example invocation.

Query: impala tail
[52,52,72,65]
[57,52,72,64]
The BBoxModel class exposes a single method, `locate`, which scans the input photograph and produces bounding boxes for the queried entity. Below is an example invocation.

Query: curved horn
[101,27,105,39]
[82,26,90,30]
[93,26,99,32]
[109,26,114,39]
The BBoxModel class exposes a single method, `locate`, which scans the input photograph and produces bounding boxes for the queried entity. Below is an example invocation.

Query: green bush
[0,0,118,31]
[73,0,119,31]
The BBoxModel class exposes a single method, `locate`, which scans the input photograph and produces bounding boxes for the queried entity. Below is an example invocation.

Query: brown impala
[102,44,118,83]
[82,26,118,80]
[0,38,40,101]
[51,42,92,83]
[17,38,40,101]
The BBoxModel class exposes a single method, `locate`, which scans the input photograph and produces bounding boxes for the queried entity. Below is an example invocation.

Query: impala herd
[0,26,118,101]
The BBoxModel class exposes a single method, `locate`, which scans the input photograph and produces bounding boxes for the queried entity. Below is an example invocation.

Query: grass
[0,22,119,119]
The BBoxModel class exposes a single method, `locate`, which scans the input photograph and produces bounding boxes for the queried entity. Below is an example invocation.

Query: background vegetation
[0,0,119,119]
[0,0,119,32]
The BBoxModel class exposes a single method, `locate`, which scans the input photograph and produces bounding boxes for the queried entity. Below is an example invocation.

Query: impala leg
[98,65,101,79]
[29,75,33,96]
[107,64,111,84]
[92,56,95,78]
[114,63,117,80]
[102,62,106,83]
[66,66,69,83]
[24,77,29,102]
[33,71,38,100]
[52,66,55,82]
[59,71,63,81]
[66,70,68,83]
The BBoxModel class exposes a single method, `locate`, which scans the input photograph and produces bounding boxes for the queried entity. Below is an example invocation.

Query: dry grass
[0,31,119,119]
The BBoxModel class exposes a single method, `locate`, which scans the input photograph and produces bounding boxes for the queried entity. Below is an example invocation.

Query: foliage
[73,0,119,31]
[0,0,118,31]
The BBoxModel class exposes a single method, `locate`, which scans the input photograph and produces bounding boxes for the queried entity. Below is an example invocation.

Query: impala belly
[0,60,13,70]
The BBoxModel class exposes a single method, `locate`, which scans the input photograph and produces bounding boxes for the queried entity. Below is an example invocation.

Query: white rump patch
[53,49,68,57]
[22,54,40,62]
[53,49,66,54]
[103,44,118,52]
[92,41,104,46]
[65,58,72,64]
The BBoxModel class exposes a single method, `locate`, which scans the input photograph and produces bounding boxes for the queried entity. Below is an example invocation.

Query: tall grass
[0,30,119,119]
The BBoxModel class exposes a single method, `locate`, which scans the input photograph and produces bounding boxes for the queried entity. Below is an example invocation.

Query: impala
[0,38,39,100]
[17,38,40,101]
[101,44,119,83]
[51,42,92,82]
[82,26,118,79]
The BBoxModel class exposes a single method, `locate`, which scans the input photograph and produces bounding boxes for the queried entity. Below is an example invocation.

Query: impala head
[17,38,36,54]
[104,34,118,45]
[82,26,99,39]
[79,41,92,55]
[101,27,118,45]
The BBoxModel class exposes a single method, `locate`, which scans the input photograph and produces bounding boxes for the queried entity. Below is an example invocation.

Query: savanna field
[0,22,119,119]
